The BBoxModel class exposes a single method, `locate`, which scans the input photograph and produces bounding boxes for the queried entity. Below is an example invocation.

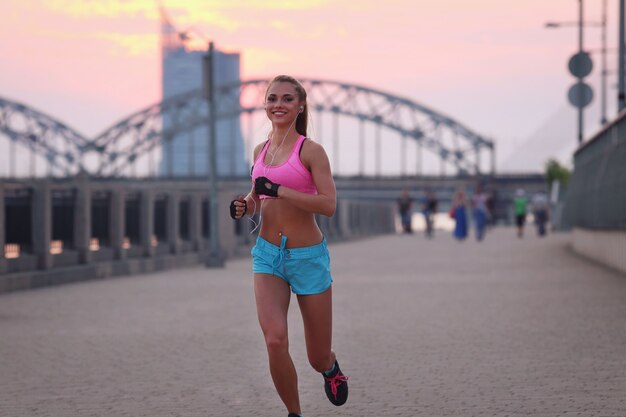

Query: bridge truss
[0,78,494,178]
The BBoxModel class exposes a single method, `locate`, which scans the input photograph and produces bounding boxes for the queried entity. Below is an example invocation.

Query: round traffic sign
[567,81,593,108]
[568,51,593,78]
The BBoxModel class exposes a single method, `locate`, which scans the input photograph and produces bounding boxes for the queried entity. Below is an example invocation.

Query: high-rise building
[159,8,248,177]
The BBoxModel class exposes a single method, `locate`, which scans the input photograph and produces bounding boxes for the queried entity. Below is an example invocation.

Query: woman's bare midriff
[258,198,324,248]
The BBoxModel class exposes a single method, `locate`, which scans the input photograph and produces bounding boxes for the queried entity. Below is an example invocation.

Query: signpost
[568,51,593,78]
[567,51,594,111]
[567,49,594,145]
[567,0,593,145]
[568,81,594,108]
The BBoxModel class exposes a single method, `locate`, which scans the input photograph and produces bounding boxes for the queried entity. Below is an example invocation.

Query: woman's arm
[243,186,261,216]
[276,140,336,217]
[234,141,265,217]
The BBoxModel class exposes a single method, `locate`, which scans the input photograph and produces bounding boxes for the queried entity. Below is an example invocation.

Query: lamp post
[619,0,626,111]
[179,28,224,267]
[577,0,586,144]
[202,41,224,267]
[601,0,608,123]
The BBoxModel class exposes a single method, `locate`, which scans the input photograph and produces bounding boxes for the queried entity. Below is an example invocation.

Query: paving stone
[0,228,625,416]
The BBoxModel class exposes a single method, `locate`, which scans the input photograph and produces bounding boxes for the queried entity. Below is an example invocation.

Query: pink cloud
[0,0,609,147]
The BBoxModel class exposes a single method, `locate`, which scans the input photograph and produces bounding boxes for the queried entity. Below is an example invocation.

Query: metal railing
[564,109,626,230]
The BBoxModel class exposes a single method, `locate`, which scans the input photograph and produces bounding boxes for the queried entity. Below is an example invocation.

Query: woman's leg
[475,210,485,241]
[298,286,350,406]
[255,274,301,414]
[297,286,335,373]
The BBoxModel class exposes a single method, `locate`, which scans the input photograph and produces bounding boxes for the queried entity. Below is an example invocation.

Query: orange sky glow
[0,0,621,170]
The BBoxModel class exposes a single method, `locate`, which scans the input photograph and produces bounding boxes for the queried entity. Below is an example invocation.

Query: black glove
[229,198,247,220]
[254,176,280,198]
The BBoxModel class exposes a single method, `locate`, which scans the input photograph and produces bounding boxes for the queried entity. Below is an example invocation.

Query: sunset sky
[0,0,620,171]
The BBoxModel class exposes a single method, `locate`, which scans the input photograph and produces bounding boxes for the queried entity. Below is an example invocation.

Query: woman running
[229,75,348,417]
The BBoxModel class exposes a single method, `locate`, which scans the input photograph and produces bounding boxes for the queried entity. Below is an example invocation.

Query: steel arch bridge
[0,78,494,177]
[0,97,90,176]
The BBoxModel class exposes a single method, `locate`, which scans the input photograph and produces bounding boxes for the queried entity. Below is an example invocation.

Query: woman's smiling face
[265,81,302,126]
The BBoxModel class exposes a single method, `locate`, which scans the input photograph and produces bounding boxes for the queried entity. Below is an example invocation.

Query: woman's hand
[229,196,248,219]
[254,177,281,197]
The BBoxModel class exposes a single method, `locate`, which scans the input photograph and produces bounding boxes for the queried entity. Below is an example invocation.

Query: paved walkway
[1,228,625,417]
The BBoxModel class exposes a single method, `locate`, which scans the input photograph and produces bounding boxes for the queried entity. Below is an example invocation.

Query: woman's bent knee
[265,333,289,354]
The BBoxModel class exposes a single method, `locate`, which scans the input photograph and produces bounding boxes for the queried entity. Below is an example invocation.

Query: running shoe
[322,359,349,406]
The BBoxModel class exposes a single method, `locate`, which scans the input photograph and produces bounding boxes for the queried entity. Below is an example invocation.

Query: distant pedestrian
[531,191,550,237]
[471,183,489,242]
[229,75,348,417]
[486,189,497,227]
[421,188,438,238]
[450,189,468,241]
[397,189,414,234]
[513,188,528,238]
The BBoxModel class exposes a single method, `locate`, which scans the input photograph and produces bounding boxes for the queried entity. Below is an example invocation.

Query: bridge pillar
[33,182,52,270]
[189,193,203,252]
[0,184,5,274]
[337,199,351,239]
[74,178,91,264]
[217,189,236,258]
[167,191,180,254]
[140,190,155,258]
[110,187,126,260]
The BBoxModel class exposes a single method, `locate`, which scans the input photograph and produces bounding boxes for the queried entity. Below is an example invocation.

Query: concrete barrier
[570,228,626,274]
[0,178,396,293]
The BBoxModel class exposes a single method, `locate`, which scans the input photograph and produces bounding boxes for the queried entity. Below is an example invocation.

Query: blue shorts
[251,235,333,295]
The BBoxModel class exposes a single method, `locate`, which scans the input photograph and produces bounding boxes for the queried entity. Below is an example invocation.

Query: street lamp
[203,41,224,267]
[616,0,626,112]
[179,29,224,267]
[544,21,602,28]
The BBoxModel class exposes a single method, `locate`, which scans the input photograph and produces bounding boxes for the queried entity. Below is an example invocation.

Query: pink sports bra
[251,135,318,199]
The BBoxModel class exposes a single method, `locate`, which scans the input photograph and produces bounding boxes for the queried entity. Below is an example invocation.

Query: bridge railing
[0,178,396,293]
[563,109,626,274]
[564,111,626,231]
